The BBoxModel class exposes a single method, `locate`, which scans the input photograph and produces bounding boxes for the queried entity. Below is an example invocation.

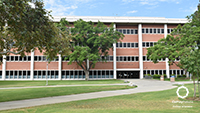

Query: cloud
[122,0,181,5]
[127,10,138,13]
[44,0,92,16]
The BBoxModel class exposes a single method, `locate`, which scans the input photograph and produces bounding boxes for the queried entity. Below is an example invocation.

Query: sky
[44,0,199,19]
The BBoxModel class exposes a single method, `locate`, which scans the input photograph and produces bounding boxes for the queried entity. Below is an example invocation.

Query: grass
[1,84,199,113]
[153,77,198,81]
[0,85,134,102]
[0,79,124,88]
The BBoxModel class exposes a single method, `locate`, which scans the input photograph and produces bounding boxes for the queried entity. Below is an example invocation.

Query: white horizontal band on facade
[116,69,140,71]
[52,16,188,24]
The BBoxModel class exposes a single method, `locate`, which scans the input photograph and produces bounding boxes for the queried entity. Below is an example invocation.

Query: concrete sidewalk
[0,79,177,111]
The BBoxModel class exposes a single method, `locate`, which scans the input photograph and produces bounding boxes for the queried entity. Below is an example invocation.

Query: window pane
[131,43,134,47]
[150,42,153,46]
[131,30,134,34]
[135,30,138,34]
[158,29,160,33]
[154,29,156,33]
[150,29,152,33]
[127,29,130,34]
[142,42,145,47]
[161,29,164,33]
[146,42,149,47]
[127,43,130,47]
[120,43,122,47]
[123,29,126,34]
[135,43,138,47]
[146,29,149,33]
[142,29,145,33]
[123,43,126,47]
[136,57,139,61]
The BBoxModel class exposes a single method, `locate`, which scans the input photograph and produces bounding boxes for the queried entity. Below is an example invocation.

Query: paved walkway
[0,79,192,111]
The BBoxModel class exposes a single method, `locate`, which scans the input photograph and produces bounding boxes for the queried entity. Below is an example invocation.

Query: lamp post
[46,58,48,86]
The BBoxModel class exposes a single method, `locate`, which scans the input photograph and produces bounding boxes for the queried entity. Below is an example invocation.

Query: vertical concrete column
[2,55,6,80]
[30,50,34,80]
[138,24,143,79]
[113,23,117,79]
[164,24,170,78]
[58,54,62,80]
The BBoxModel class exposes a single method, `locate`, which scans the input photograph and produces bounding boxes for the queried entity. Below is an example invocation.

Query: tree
[147,7,200,98]
[0,0,66,61]
[60,19,124,80]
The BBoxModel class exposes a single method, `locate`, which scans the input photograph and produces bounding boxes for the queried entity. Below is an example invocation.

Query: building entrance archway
[117,71,140,79]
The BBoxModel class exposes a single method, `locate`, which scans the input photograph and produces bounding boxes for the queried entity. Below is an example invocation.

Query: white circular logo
[176,86,189,99]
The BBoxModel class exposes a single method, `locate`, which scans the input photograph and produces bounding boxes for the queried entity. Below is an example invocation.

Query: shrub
[182,75,186,77]
[177,75,182,77]
[163,74,167,78]
[171,74,176,77]
[153,74,161,78]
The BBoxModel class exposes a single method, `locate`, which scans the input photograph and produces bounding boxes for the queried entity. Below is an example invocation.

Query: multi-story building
[0,16,188,80]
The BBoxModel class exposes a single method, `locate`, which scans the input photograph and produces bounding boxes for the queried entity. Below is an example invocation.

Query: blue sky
[44,0,199,18]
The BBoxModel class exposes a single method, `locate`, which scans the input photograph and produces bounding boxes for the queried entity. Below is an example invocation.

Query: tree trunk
[84,70,89,81]
[193,73,196,98]
[198,73,200,99]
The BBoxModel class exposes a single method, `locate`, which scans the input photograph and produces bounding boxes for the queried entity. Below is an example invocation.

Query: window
[131,30,134,34]
[146,29,149,33]
[135,43,138,47]
[131,43,134,47]
[127,43,130,47]
[154,29,156,33]
[157,29,160,33]
[135,30,138,34]
[161,29,164,33]
[142,29,145,33]
[150,29,152,33]
[146,42,149,47]
[123,43,126,47]
[142,42,145,47]
[127,29,130,34]
[123,29,126,34]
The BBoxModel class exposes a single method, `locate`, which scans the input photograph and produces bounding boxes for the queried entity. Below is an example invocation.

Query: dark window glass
[147,70,150,74]
[34,56,37,61]
[131,43,134,47]
[6,56,10,61]
[102,71,105,75]
[15,56,18,61]
[151,70,154,75]
[34,71,37,75]
[11,56,14,61]
[143,56,146,61]
[127,29,130,34]
[116,56,119,61]
[170,70,172,74]
[158,29,160,33]
[55,71,58,75]
[38,71,41,75]
[135,30,138,34]
[106,71,109,75]
[28,56,31,61]
[120,56,123,61]
[163,70,166,74]
[142,42,145,47]
[150,29,152,33]
[136,57,139,61]
[142,29,145,33]
[124,57,127,61]
[10,71,13,75]
[123,43,126,47]
[135,43,138,47]
[94,71,96,75]
[51,71,55,75]
[120,43,122,47]
[167,29,170,33]
[159,70,162,75]
[154,29,156,33]
[66,71,69,75]
[116,43,119,47]
[127,43,130,47]
[38,56,42,61]
[119,29,122,33]
[6,71,9,75]
[19,56,23,61]
[23,71,26,75]
[131,30,134,34]
[161,29,164,33]
[132,57,135,61]
[24,56,27,61]
[144,71,146,75]
[128,57,131,61]
[146,29,149,33]
[146,42,149,47]
[110,56,113,61]
[123,29,126,34]
[150,42,153,46]
[19,71,22,75]
[155,70,158,74]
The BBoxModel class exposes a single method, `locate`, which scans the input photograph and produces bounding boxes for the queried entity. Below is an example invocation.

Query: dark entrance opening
[117,71,140,79]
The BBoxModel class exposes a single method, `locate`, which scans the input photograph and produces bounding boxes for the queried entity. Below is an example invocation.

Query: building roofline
[52,16,188,24]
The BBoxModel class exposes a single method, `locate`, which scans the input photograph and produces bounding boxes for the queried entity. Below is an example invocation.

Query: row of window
[62,56,114,62]
[34,56,59,61]
[116,29,138,34]
[142,42,156,47]
[62,70,114,79]
[34,70,59,79]
[117,56,139,61]
[143,56,166,62]
[5,70,30,79]
[143,69,184,75]
[6,56,31,62]
[116,43,138,48]
[116,28,174,34]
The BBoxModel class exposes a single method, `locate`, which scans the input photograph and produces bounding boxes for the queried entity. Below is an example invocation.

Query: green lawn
[0,85,134,102]
[154,77,198,81]
[1,84,199,113]
[0,80,124,88]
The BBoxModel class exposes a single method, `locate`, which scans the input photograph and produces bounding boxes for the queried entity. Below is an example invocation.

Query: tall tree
[147,6,200,98]
[0,0,66,61]
[61,19,124,80]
